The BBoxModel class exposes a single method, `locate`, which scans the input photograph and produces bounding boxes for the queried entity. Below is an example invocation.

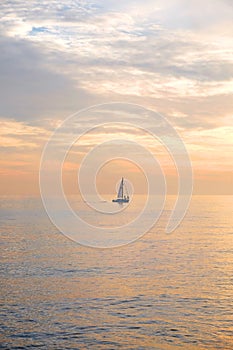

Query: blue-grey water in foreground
[0,195,233,349]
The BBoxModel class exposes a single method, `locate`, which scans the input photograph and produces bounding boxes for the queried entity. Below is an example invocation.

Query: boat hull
[112,198,129,203]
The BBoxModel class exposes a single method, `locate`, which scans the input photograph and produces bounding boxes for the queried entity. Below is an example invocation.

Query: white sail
[117,178,124,198]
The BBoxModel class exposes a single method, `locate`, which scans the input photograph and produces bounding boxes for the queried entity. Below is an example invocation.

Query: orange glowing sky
[0,0,232,195]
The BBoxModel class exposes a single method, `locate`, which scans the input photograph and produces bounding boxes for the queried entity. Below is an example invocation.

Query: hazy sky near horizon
[0,0,232,195]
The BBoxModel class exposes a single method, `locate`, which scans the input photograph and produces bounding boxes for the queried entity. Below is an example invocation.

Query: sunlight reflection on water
[1,195,233,349]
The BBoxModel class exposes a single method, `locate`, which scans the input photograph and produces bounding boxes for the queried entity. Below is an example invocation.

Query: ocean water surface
[0,195,233,349]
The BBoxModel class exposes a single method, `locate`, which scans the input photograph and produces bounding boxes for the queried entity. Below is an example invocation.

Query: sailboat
[112,177,129,203]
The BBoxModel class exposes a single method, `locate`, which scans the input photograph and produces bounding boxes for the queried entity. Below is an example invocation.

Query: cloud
[0,35,96,121]
[0,119,49,150]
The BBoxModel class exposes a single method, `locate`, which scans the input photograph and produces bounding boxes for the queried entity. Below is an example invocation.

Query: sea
[0,195,233,349]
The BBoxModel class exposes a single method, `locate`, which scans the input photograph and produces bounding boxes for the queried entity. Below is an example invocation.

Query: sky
[0,0,232,195]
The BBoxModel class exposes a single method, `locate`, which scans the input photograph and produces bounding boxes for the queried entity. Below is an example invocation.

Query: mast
[117,177,124,199]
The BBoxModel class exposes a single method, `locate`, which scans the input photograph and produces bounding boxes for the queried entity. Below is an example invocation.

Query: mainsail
[117,178,124,199]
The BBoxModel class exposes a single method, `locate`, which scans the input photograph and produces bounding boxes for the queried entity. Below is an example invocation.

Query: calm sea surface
[1,195,233,349]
